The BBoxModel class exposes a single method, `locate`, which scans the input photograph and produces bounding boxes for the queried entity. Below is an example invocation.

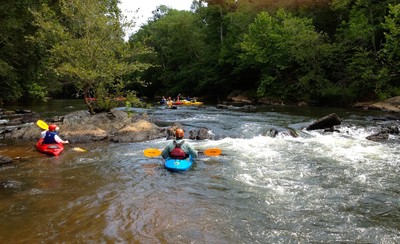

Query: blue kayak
[164,155,193,171]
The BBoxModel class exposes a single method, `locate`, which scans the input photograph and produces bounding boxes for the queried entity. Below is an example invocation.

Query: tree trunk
[219,6,223,45]
[84,88,95,115]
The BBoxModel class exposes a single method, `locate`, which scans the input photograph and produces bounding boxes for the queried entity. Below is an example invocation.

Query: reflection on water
[3,99,87,118]
[0,103,399,242]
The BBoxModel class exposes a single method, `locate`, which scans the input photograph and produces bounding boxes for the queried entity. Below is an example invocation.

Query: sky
[119,0,194,36]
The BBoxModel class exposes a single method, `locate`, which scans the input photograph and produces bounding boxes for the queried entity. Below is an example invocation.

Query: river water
[0,101,399,243]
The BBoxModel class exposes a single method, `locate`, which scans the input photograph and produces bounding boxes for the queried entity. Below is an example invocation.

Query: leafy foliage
[131,7,208,98]
[379,4,400,98]
[28,0,149,113]
[240,9,331,102]
[0,0,45,104]
[2,0,400,107]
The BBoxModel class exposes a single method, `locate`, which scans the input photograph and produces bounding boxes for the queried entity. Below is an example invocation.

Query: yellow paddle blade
[144,148,162,157]
[66,143,87,152]
[72,147,87,152]
[203,148,222,157]
[36,120,49,130]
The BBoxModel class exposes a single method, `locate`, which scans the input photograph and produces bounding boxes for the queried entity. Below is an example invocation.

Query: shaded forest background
[1,0,399,110]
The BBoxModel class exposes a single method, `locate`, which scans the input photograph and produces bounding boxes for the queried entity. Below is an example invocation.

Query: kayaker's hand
[63,140,69,144]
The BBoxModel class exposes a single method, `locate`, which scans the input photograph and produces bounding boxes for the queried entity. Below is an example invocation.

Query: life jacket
[43,131,58,144]
[170,141,188,159]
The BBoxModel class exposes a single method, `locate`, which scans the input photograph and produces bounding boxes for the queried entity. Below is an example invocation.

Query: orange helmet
[175,128,184,138]
[48,124,58,132]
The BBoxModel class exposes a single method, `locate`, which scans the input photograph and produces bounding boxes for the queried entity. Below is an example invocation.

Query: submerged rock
[366,132,389,141]
[366,124,400,142]
[0,180,23,189]
[216,104,257,111]
[0,155,13,165]
[266,128,299,138]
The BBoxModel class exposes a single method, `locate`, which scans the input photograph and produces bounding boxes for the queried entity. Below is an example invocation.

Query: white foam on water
[184,126,400,206]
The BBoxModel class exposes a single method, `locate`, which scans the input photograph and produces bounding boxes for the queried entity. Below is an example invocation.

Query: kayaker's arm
[54,135,69,144]
[185,144,198,158]
[161,143,173,159]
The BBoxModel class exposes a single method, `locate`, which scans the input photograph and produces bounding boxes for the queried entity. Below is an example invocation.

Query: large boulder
[1,123,41,140]
[62,124,108,142]
[1,110,164,143]
[111,119,164,142]
[85,110,131,133]
[187,127,215,140]
[306,113,341,131]
[61,109,134,141]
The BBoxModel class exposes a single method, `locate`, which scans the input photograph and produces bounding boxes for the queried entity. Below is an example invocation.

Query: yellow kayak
[180,100,204,106]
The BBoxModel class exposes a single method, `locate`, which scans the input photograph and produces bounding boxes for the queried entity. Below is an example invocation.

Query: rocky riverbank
[353,96,400,113]
[224,92,400,113]
[0,109,214,144]
[0,108,215,165]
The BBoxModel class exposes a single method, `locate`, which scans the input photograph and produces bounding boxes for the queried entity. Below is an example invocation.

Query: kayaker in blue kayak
[161,128,198,159]
[40,124,69,144]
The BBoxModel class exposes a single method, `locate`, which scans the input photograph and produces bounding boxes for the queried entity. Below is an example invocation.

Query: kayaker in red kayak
[40,124,69,144]
[161,128,198,159]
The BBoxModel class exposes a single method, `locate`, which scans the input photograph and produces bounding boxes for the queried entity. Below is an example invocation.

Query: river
[0,100,399,243]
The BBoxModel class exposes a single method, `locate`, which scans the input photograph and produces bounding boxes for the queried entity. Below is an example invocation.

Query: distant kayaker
[160,96,166,104]
[41,124,69,144]
[161,128,198,159]
[167,98,174,108]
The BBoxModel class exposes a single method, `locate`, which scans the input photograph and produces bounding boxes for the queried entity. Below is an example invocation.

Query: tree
[29,0,147,113]
[131,7,207,97]
[0,0,47,104]
[379,3,400,98]
[216,9,258,96]
[240,9,331,102]
[331,0,399,101]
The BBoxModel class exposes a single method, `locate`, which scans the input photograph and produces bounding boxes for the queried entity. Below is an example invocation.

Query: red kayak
[173,101,183,105]
[36,138,64,156]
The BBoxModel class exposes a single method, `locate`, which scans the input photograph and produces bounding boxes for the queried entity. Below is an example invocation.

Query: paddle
[143,148,162,157]
[66,143,88,152]
[143,148,222,157]
[36,120,87,152]
[37,119,49,130]
[202,148,222,157]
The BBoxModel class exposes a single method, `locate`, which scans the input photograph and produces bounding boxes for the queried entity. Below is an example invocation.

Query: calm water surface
[0,100,399,243]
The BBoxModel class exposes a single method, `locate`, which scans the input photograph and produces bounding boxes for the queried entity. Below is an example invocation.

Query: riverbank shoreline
[352,96,400,113]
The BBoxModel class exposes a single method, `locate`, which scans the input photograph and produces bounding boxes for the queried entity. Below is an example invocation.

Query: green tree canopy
[0,0,45,104]
[132,7,207,97]
[379,3,400,98]
[240,9,331,102]
[29,0,149,113]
